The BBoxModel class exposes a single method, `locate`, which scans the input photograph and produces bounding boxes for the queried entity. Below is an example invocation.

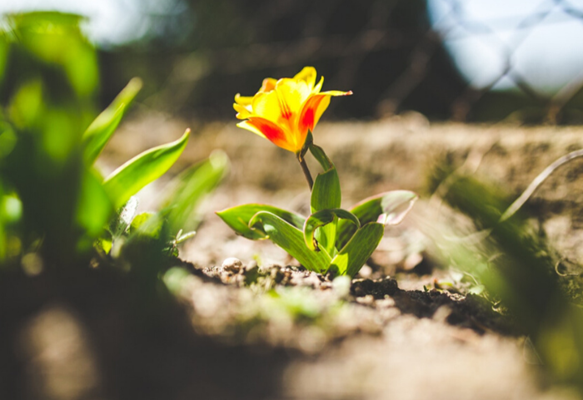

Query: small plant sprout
[218,67,417,277]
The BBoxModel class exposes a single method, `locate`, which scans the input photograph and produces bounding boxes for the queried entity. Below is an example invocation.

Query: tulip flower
[234,67,352,154]
[221,69,416,278]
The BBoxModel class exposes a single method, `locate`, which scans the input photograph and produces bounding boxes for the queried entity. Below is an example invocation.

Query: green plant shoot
[218,67,417,277]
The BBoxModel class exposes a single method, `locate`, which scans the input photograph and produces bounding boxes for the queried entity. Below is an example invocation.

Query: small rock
[332,275,352,298]
[356,294,375,306]
[358,265,373,278]
[222,257,243,273]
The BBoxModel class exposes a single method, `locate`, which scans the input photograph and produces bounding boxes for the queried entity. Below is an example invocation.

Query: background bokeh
[3,0,583,123]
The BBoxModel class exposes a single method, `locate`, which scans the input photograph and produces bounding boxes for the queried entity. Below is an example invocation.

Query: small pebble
[222,257,243,273]
[332,275,352,297]
[358,265,373,278]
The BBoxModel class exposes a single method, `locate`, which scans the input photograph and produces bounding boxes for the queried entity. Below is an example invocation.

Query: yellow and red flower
[234,67,352,154]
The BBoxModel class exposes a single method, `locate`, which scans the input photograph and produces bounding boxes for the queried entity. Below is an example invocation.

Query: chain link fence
[103,0,583,123]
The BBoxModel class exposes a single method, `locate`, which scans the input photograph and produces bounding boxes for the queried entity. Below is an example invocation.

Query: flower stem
[297,154,313,190]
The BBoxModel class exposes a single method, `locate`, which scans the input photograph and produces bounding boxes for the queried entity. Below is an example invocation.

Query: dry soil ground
[9,114,583,400]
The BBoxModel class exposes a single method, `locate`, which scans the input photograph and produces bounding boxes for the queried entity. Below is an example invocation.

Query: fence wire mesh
[114,0,583,123]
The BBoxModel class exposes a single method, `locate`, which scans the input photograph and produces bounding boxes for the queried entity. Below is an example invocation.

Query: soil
[4,114,583,400]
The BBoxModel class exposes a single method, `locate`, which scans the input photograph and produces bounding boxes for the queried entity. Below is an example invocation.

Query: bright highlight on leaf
[234,67,352,154]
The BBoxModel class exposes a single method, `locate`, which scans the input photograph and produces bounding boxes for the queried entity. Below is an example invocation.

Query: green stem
[297,153,313,190]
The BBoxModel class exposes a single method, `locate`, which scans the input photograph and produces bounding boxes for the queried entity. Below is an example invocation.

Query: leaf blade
[162,150,229,235]
[304,208,360,252]
[83,78,143,165]
[331,222,384,277]
[309,143,341,256]
[337,190,417,248]
[250,211,331,273]
[217,204,305,240]
[103,129,190,208]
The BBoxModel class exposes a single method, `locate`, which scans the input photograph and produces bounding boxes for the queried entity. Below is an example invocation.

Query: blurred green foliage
[433,170,583,393]
[0,12,228,273]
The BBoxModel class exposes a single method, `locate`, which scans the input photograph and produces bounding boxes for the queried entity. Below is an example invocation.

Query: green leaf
[304,208,360,252]
[162,150,229,235]
[309,144,341,257]
[103,129,190,209]
[249,211,331,273]
[76,169,114,252]
[309,143,340,210]
[330,222,384,277]
[83,78,143,165]
[217,204,305,240]
[0,181,5,261]
[311,167,341,212]
[379,190,418,225]
[130,212,163,239]
[337,190,417,249]
[130,212,156,232]
[309,143,333,171]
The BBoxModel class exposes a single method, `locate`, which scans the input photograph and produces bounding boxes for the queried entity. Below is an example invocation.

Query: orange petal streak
[246,117,299,153]
[299,94,329,133]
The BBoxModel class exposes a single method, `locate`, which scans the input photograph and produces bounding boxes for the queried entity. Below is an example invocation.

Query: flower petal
[233,103,252,119]
[298,94,330,134]
[260,78,277,92]
[243,117,300,153]
[293,66,317,89]
[234,93,254,106]
[275,78,306,114]
[320,90,353,96]
[314,76,324,93]
[252,90,284,124]
[237,120,266,139]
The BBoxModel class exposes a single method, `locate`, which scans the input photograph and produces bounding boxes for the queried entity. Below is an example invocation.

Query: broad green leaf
[162,150,229,235]
[311,167,341,212]
[83,78,143,165]
[304,208,360,252]
[249,211,331,273]
[103,129,190,208]
[337,190,417,248]
[309,143,333,171]
[309,143,340,211]
[217,204,305,240]
[76,169,113,252]
[309,143,341,257]
[330,222,384,277]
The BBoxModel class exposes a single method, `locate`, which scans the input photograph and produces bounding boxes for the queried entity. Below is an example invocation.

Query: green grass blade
[82,78,143,165]
[103,129,190,208]
[162,150,229,235]
[331,222,384,277]
[250,211,331,273]
[217,204,305,240]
